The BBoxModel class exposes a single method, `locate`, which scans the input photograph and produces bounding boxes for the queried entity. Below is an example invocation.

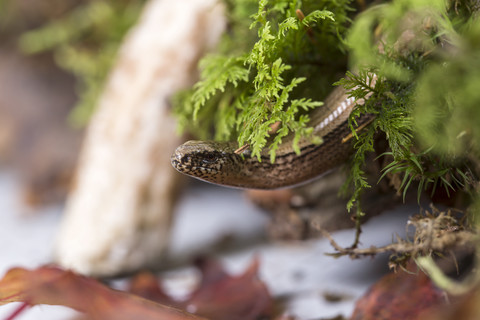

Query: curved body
[171,85,373,189]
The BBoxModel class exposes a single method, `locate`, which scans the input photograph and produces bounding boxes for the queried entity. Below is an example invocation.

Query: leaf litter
[0,257,272,320]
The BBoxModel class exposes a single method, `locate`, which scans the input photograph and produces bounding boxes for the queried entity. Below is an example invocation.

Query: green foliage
[339,0,479,212]
[175,0,353,161]
[414,18,480,156]
[0,0,7,22]
[18,0,145,125]
[346,0,448,80]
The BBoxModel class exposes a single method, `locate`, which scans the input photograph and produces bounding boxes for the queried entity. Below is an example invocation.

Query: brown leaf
[350,268,445,320]
[128,271,174,305]
[187,257,272,320]
[129,257,273,320]
[0,265,206,320]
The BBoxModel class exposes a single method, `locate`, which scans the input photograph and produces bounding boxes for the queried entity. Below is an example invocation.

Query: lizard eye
[201,153,217,165]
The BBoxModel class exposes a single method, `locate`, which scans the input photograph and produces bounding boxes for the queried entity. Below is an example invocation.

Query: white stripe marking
[336,105,343,115]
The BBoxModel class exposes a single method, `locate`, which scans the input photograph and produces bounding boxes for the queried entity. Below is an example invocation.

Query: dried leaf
[188,257,272,320]
[129,257,273,320]
[128,271,173,305]
[0,266,206,320]
[350,268,445,320]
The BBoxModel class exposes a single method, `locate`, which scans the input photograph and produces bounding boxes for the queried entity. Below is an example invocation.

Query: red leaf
[0,266,206,320]
[187,257,272,320]
[129,257,273,320]
[350,268,445,320]
[128,270,176,305]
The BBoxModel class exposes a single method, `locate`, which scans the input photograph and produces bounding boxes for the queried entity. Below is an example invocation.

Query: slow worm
[171,81,375,189]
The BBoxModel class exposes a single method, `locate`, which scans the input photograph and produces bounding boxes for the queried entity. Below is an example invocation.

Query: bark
[54,0,226,276]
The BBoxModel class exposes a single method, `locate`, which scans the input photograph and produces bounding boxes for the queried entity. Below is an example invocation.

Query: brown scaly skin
[171,85,375,189]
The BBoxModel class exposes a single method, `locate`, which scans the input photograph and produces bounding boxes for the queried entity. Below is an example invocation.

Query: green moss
[340,0,479,212]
